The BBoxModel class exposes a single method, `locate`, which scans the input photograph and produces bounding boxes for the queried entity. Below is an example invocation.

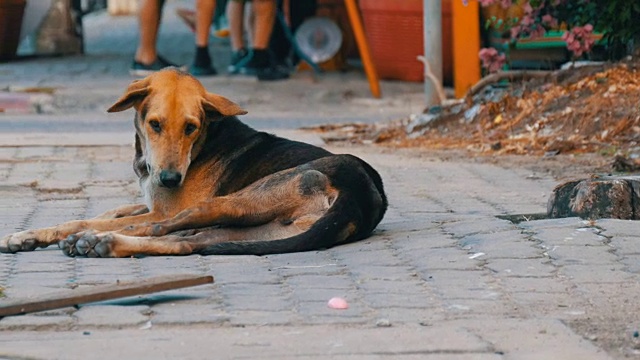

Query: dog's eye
[184,123,198,136]
[149,120,161,133]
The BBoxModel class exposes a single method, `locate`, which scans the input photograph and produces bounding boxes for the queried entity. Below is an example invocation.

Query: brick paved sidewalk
[0,135,637,359]
[1,1,640,358]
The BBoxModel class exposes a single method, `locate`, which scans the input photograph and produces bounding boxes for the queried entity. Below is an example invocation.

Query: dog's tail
[197,193,366,255]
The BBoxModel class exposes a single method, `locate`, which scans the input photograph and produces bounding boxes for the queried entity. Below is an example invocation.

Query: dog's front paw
[59,231,116,258]
[0,231,42,253]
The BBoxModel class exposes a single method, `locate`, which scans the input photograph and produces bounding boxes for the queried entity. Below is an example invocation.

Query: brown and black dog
[0,68,387,257]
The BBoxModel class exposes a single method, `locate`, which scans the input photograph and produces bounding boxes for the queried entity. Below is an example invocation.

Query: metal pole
[424,0,443,106]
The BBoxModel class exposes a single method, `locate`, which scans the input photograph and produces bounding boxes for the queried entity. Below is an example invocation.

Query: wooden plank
[452,0,481,98]
[0,274,213,317]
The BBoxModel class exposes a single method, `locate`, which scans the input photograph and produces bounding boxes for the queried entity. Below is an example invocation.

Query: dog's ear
[202,93,248,118]
[107,79,150,113]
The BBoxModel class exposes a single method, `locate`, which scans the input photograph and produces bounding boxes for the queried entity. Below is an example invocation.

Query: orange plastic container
[0,0,25,61]
[359,0,452,83]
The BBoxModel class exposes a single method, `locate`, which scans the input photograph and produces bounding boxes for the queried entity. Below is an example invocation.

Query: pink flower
[510,25,522,39]
[479,0,498,6]
[529,25,546,39]
[541,14,558,28]
[563,24,595,58]
[500,0,513,9]
[479,47,507,73]
[521,14,534,26]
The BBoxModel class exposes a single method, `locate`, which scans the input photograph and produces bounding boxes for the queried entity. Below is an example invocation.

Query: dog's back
[197,117,334,195]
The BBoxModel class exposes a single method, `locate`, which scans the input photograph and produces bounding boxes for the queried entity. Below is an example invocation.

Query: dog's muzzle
[159,170,183,188]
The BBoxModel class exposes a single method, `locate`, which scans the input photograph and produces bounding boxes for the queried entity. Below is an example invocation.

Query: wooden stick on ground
[466,70,552,98]
[0,274,214,317]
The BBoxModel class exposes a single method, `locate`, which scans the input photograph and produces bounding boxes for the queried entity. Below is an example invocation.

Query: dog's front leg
[114,197,273,238]
[93,204,149,219]
[0,212,165,253]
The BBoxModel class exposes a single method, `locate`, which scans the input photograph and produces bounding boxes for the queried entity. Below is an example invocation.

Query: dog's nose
[159,170,182,188]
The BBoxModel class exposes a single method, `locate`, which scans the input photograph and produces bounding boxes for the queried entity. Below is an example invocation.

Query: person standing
[226,0,289,80]
[130,0,217,76]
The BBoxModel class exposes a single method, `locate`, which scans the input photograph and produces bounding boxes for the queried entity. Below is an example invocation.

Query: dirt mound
[309,62,640,158]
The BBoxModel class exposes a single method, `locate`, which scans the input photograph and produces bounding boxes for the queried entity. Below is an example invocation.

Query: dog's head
[107,68,247,189]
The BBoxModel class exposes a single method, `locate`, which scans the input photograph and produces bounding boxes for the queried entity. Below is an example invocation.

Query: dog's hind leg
[116,168,338,238]
[60,222,306,257]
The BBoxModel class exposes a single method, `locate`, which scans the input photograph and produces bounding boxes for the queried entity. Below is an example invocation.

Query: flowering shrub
[478,47,507,73]
[562,25,595,58]
[464,0,640,72]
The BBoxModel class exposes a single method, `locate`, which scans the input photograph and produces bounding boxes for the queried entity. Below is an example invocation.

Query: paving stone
[441,217,516,237]
[207,263,282,285]
[227,310,299,326]
[74,305,149,327]
[394,231,459,250]
[6,162,50,184]
[436,286,503,301]
[485,258,556,278]
[265,251,334,268]
[224,295,293,312]
[150,303,228,325]
[423,270,492,289]
[463,318,612,360]
[609,237,640,255]
[518,217,589,230]
[497,276,571,293]
[509,291,583,312]
[620,255,640,273]
[285,274,354,290]
[546,245,619,266]
[457,230,543,259]
[349,265,420,282]
[372,307,446,325]
[443,299,517,318]
[331,248,400,267]
[0,314,76,330]
[534,226,609,247]
[399,247,481,271]
[355,278,426,295]
[596,218,640,237]
[272,265,344,277]
[560,264,635,283]
[15,147,56,159]
[364,292,439,309]
[379,219,443,235]
[218,283,285,296]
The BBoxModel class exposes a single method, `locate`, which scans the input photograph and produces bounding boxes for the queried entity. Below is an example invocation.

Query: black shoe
[189,64,218,76]
[130,56,182,76]
[227,48,249,74]
[236,49,290,81]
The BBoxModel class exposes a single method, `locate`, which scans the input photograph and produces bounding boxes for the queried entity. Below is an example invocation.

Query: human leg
[131,0,180,75]
[190,0,218,76]
[227,0,250,73]
[243,0,289,80]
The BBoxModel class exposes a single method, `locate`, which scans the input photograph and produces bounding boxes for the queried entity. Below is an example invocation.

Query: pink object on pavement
[327,297,349,309]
